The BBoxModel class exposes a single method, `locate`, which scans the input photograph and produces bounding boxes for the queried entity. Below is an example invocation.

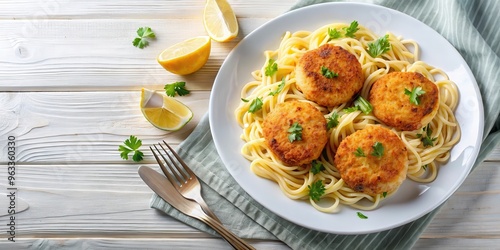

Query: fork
[150,140,221,223]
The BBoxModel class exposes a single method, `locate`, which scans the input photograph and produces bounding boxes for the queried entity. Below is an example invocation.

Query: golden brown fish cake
[262,101,328,166]
[334,125,408,196]
[369,72,439,131]
[295,44,364,107]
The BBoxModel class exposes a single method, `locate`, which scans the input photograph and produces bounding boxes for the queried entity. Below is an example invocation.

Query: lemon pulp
[140,88,193,131]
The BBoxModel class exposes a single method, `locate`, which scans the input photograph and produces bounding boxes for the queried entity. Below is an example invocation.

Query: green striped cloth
[151,0,500,248]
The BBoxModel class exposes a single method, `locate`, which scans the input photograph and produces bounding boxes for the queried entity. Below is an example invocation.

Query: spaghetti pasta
[235,22,460,213]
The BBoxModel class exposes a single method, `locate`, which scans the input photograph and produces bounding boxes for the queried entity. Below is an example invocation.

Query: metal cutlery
[150,140,220,222]
[138,165,255,250]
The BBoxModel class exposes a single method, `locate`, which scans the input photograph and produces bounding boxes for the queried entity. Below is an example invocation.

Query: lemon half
[203,0,239,42]
[140,88,193,131]
[157,36,211,75]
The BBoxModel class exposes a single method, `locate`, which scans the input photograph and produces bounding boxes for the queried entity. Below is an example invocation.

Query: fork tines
[150,141,191,186]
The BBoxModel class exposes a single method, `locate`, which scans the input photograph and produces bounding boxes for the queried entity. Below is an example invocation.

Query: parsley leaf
[241,98,249,102]
[357,212,368,219]
[367,34,391,58]
[118,135,144,162]
[265,59,278,76]
[327,112,339,130]
[343,106,359,113]
[321,66,339,78]
[164,81,190,97]
[288,122,303,142]
[404,86,426,105]
[353,96,373,114]
[133,27,156,49]
[382,192,388,198]
[422,164,428,171]
[308,180,326,201]
[269,78,286,96]
[343,21,359,38]
[354,147,366,157]
[421,124,437,147]
[311,160,325,175]
[371,142,384,158]
[248,97,263,113]
[328,27,342,40]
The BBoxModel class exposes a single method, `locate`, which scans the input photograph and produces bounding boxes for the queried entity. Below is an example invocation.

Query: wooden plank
[0,91,209,163]
[1,18,273,91]
[0,0,293,19]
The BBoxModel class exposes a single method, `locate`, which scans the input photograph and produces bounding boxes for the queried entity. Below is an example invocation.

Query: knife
[138,166,255,250]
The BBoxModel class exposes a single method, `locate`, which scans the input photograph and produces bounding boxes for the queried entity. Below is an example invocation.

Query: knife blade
[138,165,255,250]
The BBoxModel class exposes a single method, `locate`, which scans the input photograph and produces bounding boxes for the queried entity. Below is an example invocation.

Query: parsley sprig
[418,124,437,147]
[118,135,144,162]
[327,112,339,130]
[311,160,325,175]
[404,86,426,105]
[288,122,303,142]
[242,97,263,113]
[265,59,278,76]
[357,212,368,219]
[269,78,286,96]
[367,34,391,58]
[133,27,156,49]
[327,27,342,41]
[354,147,366,157]
[164,81,190,97]
[343,21,360,38]
[321,66,339,78]
[308,180,326,201]
[371,142,384,158]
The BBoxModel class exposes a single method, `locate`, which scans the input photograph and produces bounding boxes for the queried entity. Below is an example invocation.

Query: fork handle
[200,214,255,250]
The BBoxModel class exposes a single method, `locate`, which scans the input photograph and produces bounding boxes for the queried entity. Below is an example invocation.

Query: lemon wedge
[140,88,193,131]
[203,0,239,42]
[157,36,211,75]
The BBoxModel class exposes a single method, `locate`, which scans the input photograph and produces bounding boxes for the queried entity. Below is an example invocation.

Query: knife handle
[199,214,255,250]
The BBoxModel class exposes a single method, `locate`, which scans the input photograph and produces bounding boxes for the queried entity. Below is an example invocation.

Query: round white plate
[209,2,484,234]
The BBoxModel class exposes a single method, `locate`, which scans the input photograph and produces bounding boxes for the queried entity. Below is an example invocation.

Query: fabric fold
[150,0,500,249]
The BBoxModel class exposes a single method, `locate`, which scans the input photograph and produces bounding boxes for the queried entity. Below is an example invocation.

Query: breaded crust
[369,72,439,131]
[295,44,364,107]
[334,125,408,196]
[262,101,328,166]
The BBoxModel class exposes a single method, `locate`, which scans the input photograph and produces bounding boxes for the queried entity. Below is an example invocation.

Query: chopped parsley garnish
[382,192,388,198]
[241,98,249,102]
[321,66,339,78]
[308,180,326,201]
[343,106,359,113]
[265,59,278,76]
[422,164,428,171]
[357,212,368,219]
[327,112,339,130]
[367,34,391,58]
[269,78,286,96]
[118,135,144,162]
[164,81,190,97]
[328,27,342,40]
[287,122,303,142]
[354,147,366,157]
[248,97,263,113]
[311,160,325,175]
[353,96,373,114]
[371,142,384,158]
[419,124,437,147]
[132,27,156,49]
[343,21,360,38]
[404,86,426,105]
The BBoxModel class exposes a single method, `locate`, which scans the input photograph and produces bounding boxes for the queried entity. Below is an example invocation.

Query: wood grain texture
[0,0,498,249]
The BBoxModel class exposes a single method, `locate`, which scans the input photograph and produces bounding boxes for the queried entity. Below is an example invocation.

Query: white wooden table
[0,0,499,249]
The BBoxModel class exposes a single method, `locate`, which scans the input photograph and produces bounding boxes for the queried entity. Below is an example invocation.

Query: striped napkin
[151,0,500,249]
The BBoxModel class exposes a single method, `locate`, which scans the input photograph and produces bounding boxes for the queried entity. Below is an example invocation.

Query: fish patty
[369,72,439,131]
[334,125,408,196]
[295,44,364,107]
[262,101,328,166]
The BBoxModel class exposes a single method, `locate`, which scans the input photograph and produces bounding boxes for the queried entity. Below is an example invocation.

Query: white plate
[209,2,484,234]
